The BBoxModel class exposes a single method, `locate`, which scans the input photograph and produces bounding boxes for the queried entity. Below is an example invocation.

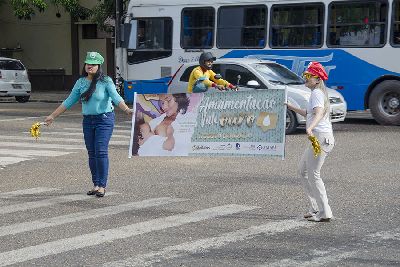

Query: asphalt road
[0,101,399,267]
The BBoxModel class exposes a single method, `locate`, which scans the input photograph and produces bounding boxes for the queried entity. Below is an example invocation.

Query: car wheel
[15,95,30,103]
[286,110,298,134]
[369,80,400,125]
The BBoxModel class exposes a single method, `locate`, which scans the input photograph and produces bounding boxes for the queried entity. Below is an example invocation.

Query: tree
[2,0,120,32]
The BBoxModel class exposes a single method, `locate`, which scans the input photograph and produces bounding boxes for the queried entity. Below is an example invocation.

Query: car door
[214,63,267,91]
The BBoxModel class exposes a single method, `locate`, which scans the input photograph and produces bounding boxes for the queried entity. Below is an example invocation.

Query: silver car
[168,58,347,134]
[0,57,31,103]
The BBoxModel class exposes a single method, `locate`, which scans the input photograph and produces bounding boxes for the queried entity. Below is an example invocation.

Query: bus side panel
[221,49,400,111]
[124,77,169,103]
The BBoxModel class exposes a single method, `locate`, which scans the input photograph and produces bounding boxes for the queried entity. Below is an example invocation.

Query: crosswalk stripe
[0,204,257,266]
[105,219,312,267]
[0,187,59,198]
[0,156,30,166]
[264,249,356,267]
[1,136,128,146]
[0,117,40,122]
[0,197,185,238]
[23,131,131,139]
[0,192,117,215]
[0,149,72,157]
[63,127,132,134]
[114,125,132,129]
[0,142,84,150]
[367,228,400,241]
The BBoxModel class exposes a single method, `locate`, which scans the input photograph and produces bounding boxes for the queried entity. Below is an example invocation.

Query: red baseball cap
[304,62,328,81]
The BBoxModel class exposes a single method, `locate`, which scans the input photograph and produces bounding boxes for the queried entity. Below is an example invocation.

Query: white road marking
[23,131,131,139]
[0,117,40,122]
[0,192,117,215]
[265,249,356,267]
[0,149,72,157]
[0,156,30,166]
[0,142,84,150]
[0,204,257,266]
[105,219,312,267]
[63,127,131,134]
[367,228,400,241]
[0,197,185,237]
[0,187,59,198]
[1,136,128,146]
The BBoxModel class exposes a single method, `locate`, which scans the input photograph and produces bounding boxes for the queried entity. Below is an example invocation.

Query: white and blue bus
[115,0,400,125]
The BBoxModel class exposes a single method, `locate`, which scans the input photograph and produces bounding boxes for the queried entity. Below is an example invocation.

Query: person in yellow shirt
[187,52,237,93]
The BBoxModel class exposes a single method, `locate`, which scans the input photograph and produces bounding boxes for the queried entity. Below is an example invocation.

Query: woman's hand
[125,108,134,116]
[306,127,314,137]
[44,115,54,126]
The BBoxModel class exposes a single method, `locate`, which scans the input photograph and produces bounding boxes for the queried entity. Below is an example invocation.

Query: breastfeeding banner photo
[128,90,287,158]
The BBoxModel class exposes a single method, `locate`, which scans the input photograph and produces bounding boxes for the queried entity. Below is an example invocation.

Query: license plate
[12,84,22,89]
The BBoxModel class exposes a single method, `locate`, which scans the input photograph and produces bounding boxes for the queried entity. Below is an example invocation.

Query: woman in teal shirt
[45,52,132,197]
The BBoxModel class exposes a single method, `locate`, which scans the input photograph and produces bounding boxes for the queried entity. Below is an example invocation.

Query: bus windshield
[252,63,304,85]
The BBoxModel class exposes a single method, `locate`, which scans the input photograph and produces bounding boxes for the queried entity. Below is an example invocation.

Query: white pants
[298,131,334,219]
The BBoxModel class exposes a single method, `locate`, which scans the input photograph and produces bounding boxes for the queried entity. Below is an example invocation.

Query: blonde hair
[316,80,330,120]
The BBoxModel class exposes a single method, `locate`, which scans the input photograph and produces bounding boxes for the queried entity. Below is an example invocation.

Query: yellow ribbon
[308,135,321,157]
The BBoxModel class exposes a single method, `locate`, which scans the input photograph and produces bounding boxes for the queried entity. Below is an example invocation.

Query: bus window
[217,5,267,48]
[392,0,400,46]
[270,3,324,48]
[181,7,215,49]
[328,1,388,47]
[127,17,172,64]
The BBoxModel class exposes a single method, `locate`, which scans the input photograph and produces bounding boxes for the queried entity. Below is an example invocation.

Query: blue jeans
[82,112,115,188]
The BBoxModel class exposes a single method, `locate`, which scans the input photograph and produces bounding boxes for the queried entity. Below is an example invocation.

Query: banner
[129,90,286,158]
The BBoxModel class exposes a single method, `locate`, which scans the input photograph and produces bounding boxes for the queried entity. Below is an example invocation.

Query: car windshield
[251,63,304,85]
[0,60,25,70]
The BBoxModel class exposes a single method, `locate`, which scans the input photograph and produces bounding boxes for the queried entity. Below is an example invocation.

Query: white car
[168,58,347,134]
[0,57,31,103]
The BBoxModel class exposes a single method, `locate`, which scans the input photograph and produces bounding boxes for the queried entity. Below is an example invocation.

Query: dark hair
[80,64,106,102]
[172,93,190,114]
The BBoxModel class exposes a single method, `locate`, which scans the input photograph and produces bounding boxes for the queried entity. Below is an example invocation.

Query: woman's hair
[316,80,330,119]
[80,64,106,102]
[172,93,190,114]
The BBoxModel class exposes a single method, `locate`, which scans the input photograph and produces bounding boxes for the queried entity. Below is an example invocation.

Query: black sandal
[87,189,98,195]
[95,189,106,197]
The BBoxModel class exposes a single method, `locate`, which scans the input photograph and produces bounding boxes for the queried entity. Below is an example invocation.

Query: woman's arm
[45,104,67,125]
[162,125,175,151]
[286,102,306,117]
[118,101,133,116]
[306,107,324,136]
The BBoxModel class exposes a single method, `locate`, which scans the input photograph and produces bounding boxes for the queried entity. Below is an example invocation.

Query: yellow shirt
[187,66,230,93]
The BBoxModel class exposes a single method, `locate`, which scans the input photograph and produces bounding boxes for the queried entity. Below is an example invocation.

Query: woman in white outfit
[286,62,334,222]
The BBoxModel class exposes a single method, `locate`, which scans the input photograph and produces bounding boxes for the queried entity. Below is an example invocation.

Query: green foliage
[5,0,122,31]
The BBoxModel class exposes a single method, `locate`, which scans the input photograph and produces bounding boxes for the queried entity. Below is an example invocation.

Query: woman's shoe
[95,189,105,197]
[87,189,98,196]
[307,214,331,222]
[303,211,318,218]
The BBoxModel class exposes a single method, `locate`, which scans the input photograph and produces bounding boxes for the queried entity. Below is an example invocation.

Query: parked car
[0,57,31,103]
[168,58,347,134]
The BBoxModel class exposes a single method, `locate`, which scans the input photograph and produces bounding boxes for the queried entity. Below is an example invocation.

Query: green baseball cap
[84,51,104,65]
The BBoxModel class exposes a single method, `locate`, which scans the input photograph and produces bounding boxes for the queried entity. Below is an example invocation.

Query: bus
[115,0,400,125]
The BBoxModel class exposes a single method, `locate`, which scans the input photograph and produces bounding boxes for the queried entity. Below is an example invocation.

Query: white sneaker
[303,211,318,219]
[307,214,331,222]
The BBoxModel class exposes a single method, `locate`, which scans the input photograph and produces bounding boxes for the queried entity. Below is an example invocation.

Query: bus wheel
[369,80,400,126]
[286,110,298,134]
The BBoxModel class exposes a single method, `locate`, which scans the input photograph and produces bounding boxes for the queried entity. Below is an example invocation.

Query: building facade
[0,0,114,91]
